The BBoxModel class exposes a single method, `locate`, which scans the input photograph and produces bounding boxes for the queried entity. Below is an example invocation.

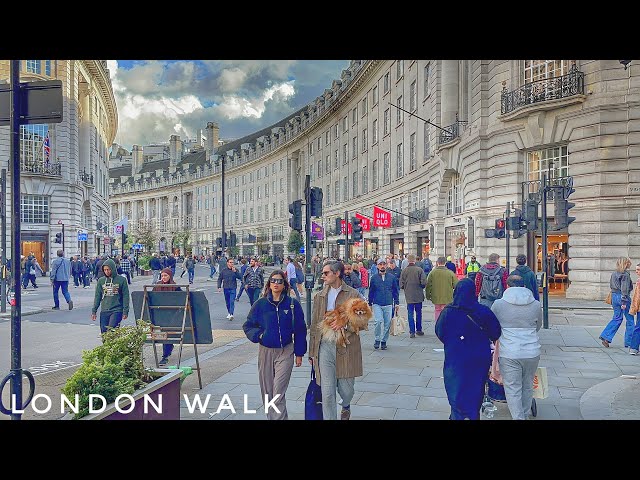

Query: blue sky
[107,60,349,150]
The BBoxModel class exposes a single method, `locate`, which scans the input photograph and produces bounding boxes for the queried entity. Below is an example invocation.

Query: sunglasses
[270,278,284,284]
[321,271,331,276]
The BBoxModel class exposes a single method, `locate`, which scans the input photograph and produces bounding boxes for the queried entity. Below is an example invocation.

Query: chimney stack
[132,145,144,174]
[205,122,219,162]
[169,135,182,166]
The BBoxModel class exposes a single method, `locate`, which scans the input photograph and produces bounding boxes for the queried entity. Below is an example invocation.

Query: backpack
[423,258,433,276]
[480,266,505,301]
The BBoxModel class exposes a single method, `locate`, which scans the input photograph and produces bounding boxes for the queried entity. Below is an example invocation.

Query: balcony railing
[391,215,405,227]
[21,161,61,176]
[501,63,585,115]
[80,171,94,185]
[408,207,429,225]
[271,232,284,241]
[438,119,467,145]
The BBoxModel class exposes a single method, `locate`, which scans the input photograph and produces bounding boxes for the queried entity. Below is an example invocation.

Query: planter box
[141,269,153,276]
[64,369,182,420]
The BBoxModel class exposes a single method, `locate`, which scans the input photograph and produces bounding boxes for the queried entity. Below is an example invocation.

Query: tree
[287,230,304,254]
[131,220,158,253]
[227,245,240,258]
[172,228,192,255]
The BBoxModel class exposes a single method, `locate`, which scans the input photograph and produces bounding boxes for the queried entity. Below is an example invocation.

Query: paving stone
[394,408,449,420]
[532,402,561,420]
[552,368,583,376]
[554,405,583,420]
[416,396,451,412]
[427,377,445,389]
[370,366,424,376]
[356,392,420,409]
[570,377,606,389]
[355,381,401,394]
[547,375,574,387]
[199,382,240,396]
[214,372,260,385]
[578,371,621,380]
[420,367,444,377]
[558,387,587,399]
[361,372,430,387]
[347,404,397,420]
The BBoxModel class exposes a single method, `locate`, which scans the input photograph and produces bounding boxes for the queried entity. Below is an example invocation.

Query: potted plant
[137,255,152,276]
[61,321,183,420]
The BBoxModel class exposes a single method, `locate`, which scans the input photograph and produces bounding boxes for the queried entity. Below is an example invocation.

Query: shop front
[535,232,570,295]
[390,234,404,257]
[416,230,430,259]
[21,230,49,274]
[364,238,378,259]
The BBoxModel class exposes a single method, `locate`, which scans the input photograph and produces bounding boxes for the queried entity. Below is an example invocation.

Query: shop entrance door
[535,233,569,295]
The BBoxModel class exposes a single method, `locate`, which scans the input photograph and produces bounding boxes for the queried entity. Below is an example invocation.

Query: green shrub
[137,255,151,270]
[61,321,151,419]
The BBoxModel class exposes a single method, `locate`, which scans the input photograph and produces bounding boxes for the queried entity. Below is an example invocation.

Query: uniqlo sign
[373,206,392,228]
[340,220,353,234]
[355,212,371,231]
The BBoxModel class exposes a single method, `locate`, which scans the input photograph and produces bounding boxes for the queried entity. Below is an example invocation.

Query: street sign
[132,243,143,250]
[114,225,123,234]
[299,246,305,254]
[77,233,87,241]
[0,80,63,126]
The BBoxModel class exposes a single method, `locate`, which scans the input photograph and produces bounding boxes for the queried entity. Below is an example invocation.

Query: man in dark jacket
[217,258,242,320]
[91,258,130,336]
[400,254,427,338]
[71,256,82,287]
[369,258,400,350]
[149,253,162,284]
[166,254,177,277]
[236,258,249,301]
[242,258,264,306]
[50,250,73,310]
[510,254,539,301]
[445,256,457,274]
[475,253,509,308]
[343,263,362,290]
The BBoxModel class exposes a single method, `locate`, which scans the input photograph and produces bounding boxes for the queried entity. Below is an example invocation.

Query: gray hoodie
[491,287,542,359]
[610,271,633,304]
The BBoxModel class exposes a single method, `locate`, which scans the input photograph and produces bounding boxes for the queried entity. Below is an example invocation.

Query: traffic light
[54,232,62,243]
[230,232,237,247]
[494,219,506,239]
[524,199,538,231]
[216,237,222,248]
[310,187,323,218]
[96,221,103,230]
[122,233,128,244]
[552,198,576,231]
[351,217,363,242]
[288,200,302,231]
[335,217,342,235]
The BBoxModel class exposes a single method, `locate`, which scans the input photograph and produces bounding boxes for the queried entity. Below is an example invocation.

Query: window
[257,186,262,199]
[334,149,339,170]
[243,210,247,223]
[352,108,357,126]
[26,60,41,74]
[362,128,367,152]
[264,207,268,221]
[334,124,339,139]
[258,206,262,222]
[257,169,261,180]
[410,81,417,112]
[205,216,209,228]
[383,153,390,185]
[372,119,378,145]
[424,63,431,97]
[446,174,463,215]
[384,109,390,136]
[352,171,358,197]
[198,218,202,229]
[249,189,254,201]
[45,60,51,76]
[205,185,209,194]
[242,191,246,202]
[396,143,404,178]
[242,175,246,185]
[234,192,239,204]
[362,166,368,194]
[352,137,357,159]
[205,199,209,210]
[228,212,233,225]
[526,146,569,189]
[335,181,340,204]
[384,72,390,93]
[326,154,330,174]
[372,160,378,190]
[273,203,277,218]
[410,133,416,172]
[342,116,348,133]
[317,137,321,151]
[424,123,431,161]
[265,182,269,197]
[264,166,268,177]
[250,208,254,223]
[397,96,403,125]
[272,163,276,174]
[235,177,239,187]
[326,131,330,145]
[372,85,378,105]
[280,201,284,217]
[361,97,367,116]
[397,60,404,79]
[280,178,284,192]
[317,160,322,178]
[280,159,283,171]
[309,142,314,156]
[21,195,49,223]
[524,60,572,84]
[326,184,331,205]
[419,187,427,209]
[343,144,348,165]
[343,176,348,201]
[272,180,276,194]
[249,172,254,182]
[411,191,419,212]
[20,124,49,170]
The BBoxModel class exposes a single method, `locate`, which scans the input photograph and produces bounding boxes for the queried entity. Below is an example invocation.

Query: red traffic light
[495,219,505,229]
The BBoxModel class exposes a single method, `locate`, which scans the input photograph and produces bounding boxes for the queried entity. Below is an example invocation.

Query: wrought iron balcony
[21,161,61,176]
[438,119,467,145]
[80,171,94,185]
[391,215,405,227]
[501,63,585,115]
[408,207,429,225]
[271,232,284,241]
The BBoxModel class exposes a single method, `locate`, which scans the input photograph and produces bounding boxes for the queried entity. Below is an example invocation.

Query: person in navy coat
[435,278,501,420]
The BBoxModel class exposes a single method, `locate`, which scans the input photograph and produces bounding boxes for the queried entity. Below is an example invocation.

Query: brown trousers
[258,342,294,420]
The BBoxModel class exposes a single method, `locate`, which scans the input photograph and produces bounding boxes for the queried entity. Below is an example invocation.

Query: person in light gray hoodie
[491,275,542,420]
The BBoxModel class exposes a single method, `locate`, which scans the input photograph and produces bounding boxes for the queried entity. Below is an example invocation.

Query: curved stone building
[0,60,117,271]
[109,60,640,300]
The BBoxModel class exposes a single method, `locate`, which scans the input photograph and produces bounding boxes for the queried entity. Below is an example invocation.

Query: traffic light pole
[220,155,226,255]
[541,174,549,329]
[344,210,349,263]
[1,169,6,314]
[505,202,510,274]
[304,175,312,327]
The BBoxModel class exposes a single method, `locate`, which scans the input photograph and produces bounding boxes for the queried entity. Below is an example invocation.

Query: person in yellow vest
[466,255,481,282]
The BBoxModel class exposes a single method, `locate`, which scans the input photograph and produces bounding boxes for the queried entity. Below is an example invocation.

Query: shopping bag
[532,366,548,399]
[305,367,323,420]
[391,309,408,336]
[604,292,612,305]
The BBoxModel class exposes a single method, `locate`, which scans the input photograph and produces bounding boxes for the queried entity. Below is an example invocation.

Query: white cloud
[215,81,296,120]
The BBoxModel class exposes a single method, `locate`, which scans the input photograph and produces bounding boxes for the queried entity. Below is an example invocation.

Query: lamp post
[620,60,632,70]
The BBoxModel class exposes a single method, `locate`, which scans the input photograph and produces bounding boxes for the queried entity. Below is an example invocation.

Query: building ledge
[498,95,587,122]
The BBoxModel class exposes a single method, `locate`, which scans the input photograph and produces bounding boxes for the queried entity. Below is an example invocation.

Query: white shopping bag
[532,366,548,399]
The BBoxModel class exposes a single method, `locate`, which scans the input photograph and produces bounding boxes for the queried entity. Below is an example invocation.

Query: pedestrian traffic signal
[122,233,128,244]
[524,199,538,231]
[230,232,237,247]
[216,237,222,248]
[310,187,323,218]
[552,198,576,231]
[54,232,62,243]
[494,219,506,239]
[335,217,342,235]
[288,200,302,231]
[351,217,363,242]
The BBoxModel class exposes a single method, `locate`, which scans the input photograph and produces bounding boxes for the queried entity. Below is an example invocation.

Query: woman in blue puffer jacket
[243,269,307,420]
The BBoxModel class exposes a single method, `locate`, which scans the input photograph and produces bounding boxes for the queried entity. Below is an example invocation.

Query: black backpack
[480,266,505,301]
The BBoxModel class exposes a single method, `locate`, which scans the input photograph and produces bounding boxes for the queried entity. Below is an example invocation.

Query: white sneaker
[226,313,231,319]
[229,315,234,321]
[630,349,639,356]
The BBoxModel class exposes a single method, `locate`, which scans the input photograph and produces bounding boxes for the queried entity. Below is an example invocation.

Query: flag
[312,221,324,240]
[355,212,371,231]
[373,206,392,228]
[43,131,50,164]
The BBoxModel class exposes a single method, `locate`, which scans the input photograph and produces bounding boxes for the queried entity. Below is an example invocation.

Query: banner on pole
[355,212,371,231]
[311,221,324,240]
[373,206,392,228]
[340,219,353,234]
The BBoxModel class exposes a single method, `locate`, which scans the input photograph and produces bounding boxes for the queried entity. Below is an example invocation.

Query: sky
[107,60,349,151]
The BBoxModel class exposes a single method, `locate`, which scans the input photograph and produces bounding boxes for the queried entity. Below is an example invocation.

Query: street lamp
[620,60,632,70]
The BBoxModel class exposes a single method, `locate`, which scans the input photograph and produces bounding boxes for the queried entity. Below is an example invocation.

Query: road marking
[27,360,81,376]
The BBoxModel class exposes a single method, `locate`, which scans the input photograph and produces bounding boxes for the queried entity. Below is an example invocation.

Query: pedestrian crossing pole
[1,169,6,314]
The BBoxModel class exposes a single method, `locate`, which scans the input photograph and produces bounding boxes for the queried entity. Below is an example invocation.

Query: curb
[0,307,44,318]
[549,306,611,311]
[580,373,640,420]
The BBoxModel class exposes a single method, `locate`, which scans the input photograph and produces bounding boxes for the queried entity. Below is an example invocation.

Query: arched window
[446,174,463,216]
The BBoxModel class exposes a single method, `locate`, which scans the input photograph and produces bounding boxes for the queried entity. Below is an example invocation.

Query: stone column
[79,92,91,178]
[440,60,460,128]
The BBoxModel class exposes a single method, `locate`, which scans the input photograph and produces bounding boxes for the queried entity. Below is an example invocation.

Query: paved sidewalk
[179,303,640,420]
[0,306,44,318]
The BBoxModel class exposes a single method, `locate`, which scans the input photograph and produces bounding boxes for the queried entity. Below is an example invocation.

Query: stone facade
[0,60,117,271]
[109,60,640,300]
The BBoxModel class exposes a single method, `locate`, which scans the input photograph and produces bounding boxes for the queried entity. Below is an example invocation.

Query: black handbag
[304,367,323,420]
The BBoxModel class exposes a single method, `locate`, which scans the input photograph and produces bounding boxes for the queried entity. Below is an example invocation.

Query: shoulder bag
[304,367,323,420]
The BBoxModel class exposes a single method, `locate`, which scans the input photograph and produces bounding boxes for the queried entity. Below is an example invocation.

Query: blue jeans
[188,269,194,283]
[373,304,393,343]
[236,282,246,300]
[209,265,216,278]
[223,288,236,315]
[629,314,640,351]
[407,302,423,334]
[99,311,123,334]
[289,278,301,302]
[247,287,261,306]
[600,292,635,347]
[162,343,174,358]
[53,281,72,308]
